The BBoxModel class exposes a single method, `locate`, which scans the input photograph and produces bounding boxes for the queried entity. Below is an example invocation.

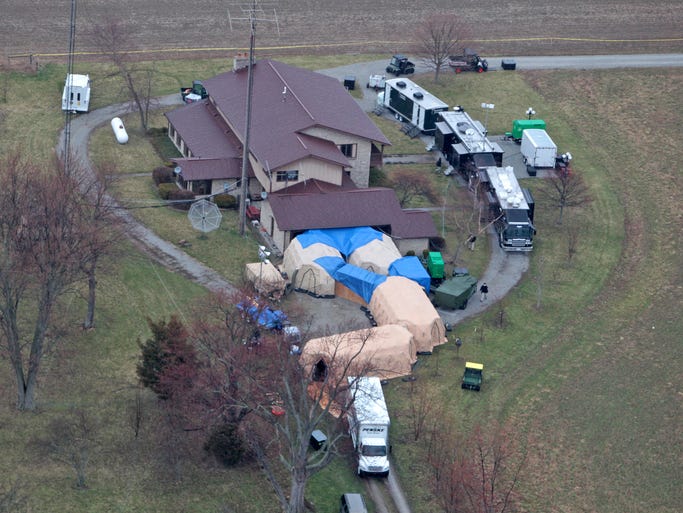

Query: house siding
[301,126,372,188]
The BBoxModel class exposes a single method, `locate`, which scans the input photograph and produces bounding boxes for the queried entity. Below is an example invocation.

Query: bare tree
[407,380,435,442]
[390,170,437,208]
[32,408,97,489]
[539,168,592,225]
[414,13,471,82]
[428,417,526,513]
[0,153,95,410]
[88,20,156,131]
[65,157,120,329]
[0,480,28,513]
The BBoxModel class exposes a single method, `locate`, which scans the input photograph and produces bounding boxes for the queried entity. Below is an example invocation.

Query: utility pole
[229,1,280,236]
[62,0,77,174]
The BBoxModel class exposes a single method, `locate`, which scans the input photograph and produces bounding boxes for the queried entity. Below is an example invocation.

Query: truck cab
[357,437,390,477]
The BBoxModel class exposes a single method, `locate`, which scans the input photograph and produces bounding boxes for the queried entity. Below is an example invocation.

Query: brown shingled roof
[171,157,253,181]
[268,187,436,241]
[165,100,242,158]
[201,60,391,169]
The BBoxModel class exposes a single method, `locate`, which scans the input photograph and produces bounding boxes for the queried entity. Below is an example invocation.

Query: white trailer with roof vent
[61,74,91,113]
[383,78,448,134]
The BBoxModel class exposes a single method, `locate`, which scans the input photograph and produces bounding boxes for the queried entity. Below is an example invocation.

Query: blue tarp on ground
[237,300,288,330]
[314,256,386,303]
[297,227,384,257]
[388,256,431,293]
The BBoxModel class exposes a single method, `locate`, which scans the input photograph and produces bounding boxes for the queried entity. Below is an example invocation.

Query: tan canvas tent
[282,238,341,297]
[245,261,287,298]
[300,324,417,381]
[347,234,402,275]
[369,276,446,353]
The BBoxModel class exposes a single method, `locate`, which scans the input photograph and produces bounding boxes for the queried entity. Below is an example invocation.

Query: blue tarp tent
[314,256,386,303]
[297,227,384,257]
[388,256,431,293]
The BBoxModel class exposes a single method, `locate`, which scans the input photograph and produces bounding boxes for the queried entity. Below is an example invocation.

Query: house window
[276,170,299,182]
[339,143,357,159]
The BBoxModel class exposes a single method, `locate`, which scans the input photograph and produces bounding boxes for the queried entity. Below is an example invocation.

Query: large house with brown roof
[165,57,437,253]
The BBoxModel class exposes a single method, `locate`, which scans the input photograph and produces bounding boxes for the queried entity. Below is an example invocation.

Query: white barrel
[111,117,129,144]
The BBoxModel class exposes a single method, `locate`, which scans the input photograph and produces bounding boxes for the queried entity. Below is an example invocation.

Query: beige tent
[369,276,446,354]
[245,261,287,298]
[300,324,417,381]
[347,234,402,275]
[282,238,341,297]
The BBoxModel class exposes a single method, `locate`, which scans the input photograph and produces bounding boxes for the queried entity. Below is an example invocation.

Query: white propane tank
[111,117,128,144]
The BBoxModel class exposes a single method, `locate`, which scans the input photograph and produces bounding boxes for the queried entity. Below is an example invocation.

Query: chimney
[233,52,250,71]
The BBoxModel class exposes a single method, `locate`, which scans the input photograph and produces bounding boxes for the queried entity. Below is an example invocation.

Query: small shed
[245,261,287,298]
[369,276,446,354]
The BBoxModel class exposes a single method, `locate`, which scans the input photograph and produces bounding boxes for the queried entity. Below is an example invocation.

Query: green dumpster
[427,252,444,279]
[433,274,477,310]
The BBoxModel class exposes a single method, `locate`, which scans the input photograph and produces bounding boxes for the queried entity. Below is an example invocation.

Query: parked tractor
[386,54,415,76]
[448,49,488,73]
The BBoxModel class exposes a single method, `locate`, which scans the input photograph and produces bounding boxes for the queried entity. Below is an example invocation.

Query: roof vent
[413,91,424,99]
[396,81,406,88]
[457,122,472,133]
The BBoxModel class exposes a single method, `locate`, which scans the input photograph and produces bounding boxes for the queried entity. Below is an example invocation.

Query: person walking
[467,233,477,250]
[479,282,489,301]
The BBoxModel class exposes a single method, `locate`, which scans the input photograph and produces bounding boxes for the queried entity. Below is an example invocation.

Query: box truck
[521,129,557,169]
[347,377,390,477]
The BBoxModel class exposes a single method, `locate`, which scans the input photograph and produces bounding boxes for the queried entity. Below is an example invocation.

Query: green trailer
[509,119,546,142]
[433,274,477,310]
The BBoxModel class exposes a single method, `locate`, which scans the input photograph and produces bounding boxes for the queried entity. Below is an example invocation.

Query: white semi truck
[346,376,390,477]
[482,166,536,252]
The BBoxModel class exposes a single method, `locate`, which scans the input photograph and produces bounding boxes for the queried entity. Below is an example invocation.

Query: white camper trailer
[61,74,91,113]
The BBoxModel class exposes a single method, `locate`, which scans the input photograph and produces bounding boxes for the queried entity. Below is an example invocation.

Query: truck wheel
[459,299,468,310]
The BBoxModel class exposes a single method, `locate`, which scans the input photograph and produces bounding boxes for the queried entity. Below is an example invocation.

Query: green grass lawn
[0,58,680,513]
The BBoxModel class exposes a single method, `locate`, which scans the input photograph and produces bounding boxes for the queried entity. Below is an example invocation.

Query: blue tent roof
[297,227,384,257]
[314,256,386,303]
[389,256,431,293]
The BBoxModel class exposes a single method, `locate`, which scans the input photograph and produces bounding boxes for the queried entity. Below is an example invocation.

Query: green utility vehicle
[507,119,546,142]
[386,54,415,76]
[432,271,477,310]
[461,362,483,391]
[180,80,208,103]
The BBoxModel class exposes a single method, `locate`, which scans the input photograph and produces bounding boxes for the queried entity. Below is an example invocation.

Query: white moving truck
[61,74,91,113]
[347,376,390,477]
[521,128,557,169]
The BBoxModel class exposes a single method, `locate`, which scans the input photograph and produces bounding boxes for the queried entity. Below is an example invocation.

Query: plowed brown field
[3,0,682,63]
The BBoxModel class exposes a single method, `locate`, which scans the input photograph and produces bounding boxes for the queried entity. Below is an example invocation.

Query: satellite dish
[188,199,222,234]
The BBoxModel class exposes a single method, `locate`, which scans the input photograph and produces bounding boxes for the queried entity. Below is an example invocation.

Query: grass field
[0,56,681,513]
